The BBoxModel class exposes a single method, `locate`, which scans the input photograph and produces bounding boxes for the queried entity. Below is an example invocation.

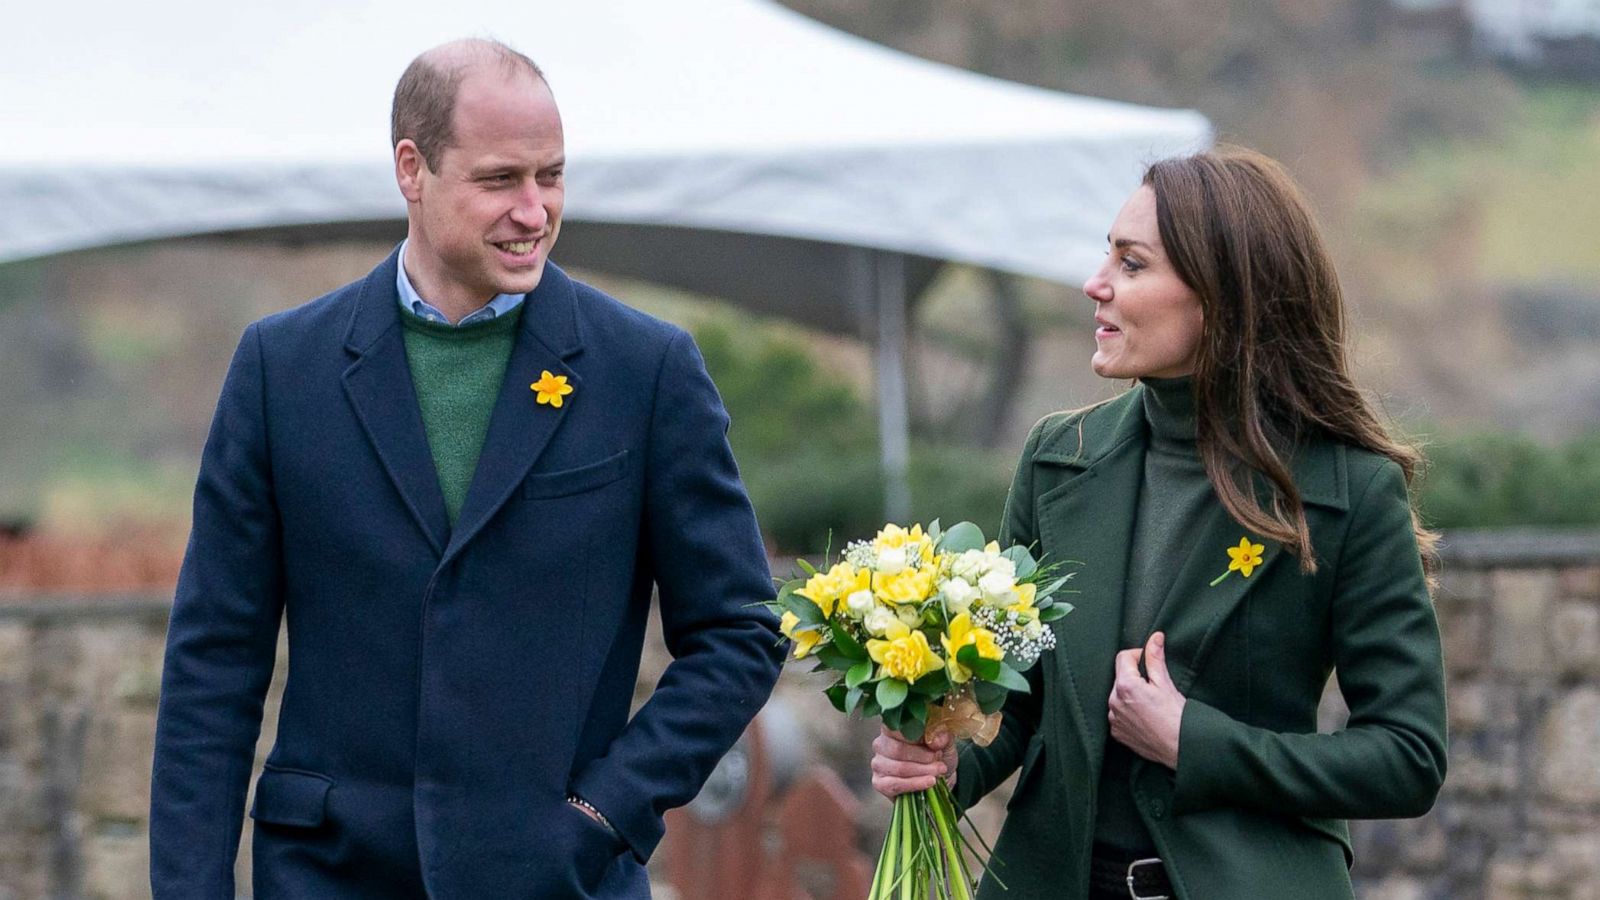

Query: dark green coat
[954,386,1447,899]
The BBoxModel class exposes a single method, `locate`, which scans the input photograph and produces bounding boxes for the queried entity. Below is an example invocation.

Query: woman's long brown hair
[1144,147,1437,575]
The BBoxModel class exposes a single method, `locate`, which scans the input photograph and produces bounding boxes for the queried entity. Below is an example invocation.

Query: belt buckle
[1126,857,1170,900]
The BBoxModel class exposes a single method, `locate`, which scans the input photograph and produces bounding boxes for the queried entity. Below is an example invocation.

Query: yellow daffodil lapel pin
[1210,536,1265,587]
[531,370,574,408]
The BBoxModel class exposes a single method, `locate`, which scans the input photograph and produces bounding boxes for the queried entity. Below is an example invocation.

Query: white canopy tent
[0,0,1210,517]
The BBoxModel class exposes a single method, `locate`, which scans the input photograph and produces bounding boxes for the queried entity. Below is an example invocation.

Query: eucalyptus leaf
[862,696,882,719]
[939,521,987,554]
[796,557,819,576]
[845,685,864,714]
[906,696,929,725]
[1039,603,1074,622]
[877,678,909,711]
[1001,545,1037,580]
[846,660,873,689]
[990,664,1031,693]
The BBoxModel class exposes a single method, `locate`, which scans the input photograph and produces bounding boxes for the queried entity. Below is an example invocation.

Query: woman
[870,147,1447,899]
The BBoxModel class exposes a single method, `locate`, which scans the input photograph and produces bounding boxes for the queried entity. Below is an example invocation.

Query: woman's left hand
[1108,631,1186,770]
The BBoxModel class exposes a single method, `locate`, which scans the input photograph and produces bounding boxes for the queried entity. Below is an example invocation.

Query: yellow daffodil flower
[866,620,945,682]
[873,522,935,565]
[1210,536,1266,586]
[779,611,825,659]
[873,567,935,607]
[1004,582,1038,619]
[941,612,1005,683]
[530,370,574,408]
[795,561,864,618]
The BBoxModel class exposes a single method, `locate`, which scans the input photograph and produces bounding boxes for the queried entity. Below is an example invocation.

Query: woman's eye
[1119,255,1144,273]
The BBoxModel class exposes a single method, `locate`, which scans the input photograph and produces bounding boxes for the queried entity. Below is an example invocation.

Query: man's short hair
[391,39,545,173]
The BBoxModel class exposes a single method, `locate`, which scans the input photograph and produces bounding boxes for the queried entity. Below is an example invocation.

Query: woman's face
[1083,185,1205,380]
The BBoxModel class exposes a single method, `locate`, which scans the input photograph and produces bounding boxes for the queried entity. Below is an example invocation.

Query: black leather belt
[1090,846,1174,900]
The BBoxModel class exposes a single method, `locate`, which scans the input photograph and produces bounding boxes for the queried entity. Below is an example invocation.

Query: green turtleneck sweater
[1094,375,1212,856]
[399,304,523,525]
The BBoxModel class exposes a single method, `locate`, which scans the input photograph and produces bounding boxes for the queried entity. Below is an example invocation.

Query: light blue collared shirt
[397,240,526,326]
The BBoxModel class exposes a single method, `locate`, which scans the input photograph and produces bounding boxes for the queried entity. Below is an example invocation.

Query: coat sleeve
[149,323,285,897]
[568,329,783,862]
[954,416,1049,810]
[1171,458,1449,819]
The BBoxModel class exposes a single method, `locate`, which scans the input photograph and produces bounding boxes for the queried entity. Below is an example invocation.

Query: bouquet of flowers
[767,520,1073,899]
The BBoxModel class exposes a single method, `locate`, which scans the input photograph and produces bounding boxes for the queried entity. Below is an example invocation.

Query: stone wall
[1353,530,1600,900]
[2,530,1598,899]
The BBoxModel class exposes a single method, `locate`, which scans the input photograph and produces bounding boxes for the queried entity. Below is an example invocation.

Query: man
[150,39,782,899]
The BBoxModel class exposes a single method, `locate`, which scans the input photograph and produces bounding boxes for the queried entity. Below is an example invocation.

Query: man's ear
[395,139,425,202]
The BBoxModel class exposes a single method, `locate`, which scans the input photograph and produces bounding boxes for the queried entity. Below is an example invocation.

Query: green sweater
[399,304,523,525]
[1095,375,1210,856]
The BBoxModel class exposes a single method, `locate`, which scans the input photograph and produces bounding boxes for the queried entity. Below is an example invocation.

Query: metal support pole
[871,251,911,523]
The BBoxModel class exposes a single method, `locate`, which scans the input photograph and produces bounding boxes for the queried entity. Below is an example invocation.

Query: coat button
[1148,798,1166,819]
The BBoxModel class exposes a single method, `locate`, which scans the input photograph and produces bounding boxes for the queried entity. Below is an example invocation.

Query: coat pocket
[250,766,333,828]
[523,449,631,499]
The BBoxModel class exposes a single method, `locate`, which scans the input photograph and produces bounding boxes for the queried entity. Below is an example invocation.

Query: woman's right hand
[871,725,959,799]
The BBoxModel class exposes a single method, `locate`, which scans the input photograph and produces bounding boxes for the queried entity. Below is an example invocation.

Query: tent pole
[872,250,912,523]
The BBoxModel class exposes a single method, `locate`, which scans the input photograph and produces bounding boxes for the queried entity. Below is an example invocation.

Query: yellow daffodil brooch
[1210,536,1265,586]
[531,370,573,408]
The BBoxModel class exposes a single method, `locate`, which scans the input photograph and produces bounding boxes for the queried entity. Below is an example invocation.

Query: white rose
[951,550,985,579]
[865,606,897,636]
[845,589,876,620]
[941,578,976,614]
[1023,619,1044,640]
[986,555,1017,581]
[896,605,923,627]
[979,570,1016,601]
[877,546,908,576]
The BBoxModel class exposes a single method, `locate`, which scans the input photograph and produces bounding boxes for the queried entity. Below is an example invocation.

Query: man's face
[396,69,565,311]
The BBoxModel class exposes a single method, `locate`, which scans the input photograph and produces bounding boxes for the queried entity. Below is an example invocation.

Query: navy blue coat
[150,250,783,898]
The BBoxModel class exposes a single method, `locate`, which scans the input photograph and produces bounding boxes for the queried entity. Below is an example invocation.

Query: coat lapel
[441,264,585,567]
[341,249,451,556]
[1148,439,1350,694]
[1032,391,1147,770]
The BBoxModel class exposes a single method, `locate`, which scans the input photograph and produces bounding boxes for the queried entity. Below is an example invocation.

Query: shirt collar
[397,240,526,326]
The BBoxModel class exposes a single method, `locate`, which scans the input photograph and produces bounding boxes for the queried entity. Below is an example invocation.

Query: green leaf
[830,621,870,661]
[846,660,873,689]
[1001,545,1037,580]
[973,680,1008,714]
[824,683,848,713]
[905,696,929,725]
[927,519,942,546]
[990,664,1031,693]
[845,685,864,714]
[939,521,987,554]
[910,669,951,697]
[881,702,902,732]
[1039,603,1073,622]
[796,557,819,577]
[788,594,826,627]
[958,645,999,681]
[876,678,909,711]
[862,695,882,719]
[815,644,855,672]
[898,714,926,743]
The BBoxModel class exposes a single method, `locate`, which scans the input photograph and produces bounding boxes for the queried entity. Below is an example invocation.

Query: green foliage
[1419,430,1600,528]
